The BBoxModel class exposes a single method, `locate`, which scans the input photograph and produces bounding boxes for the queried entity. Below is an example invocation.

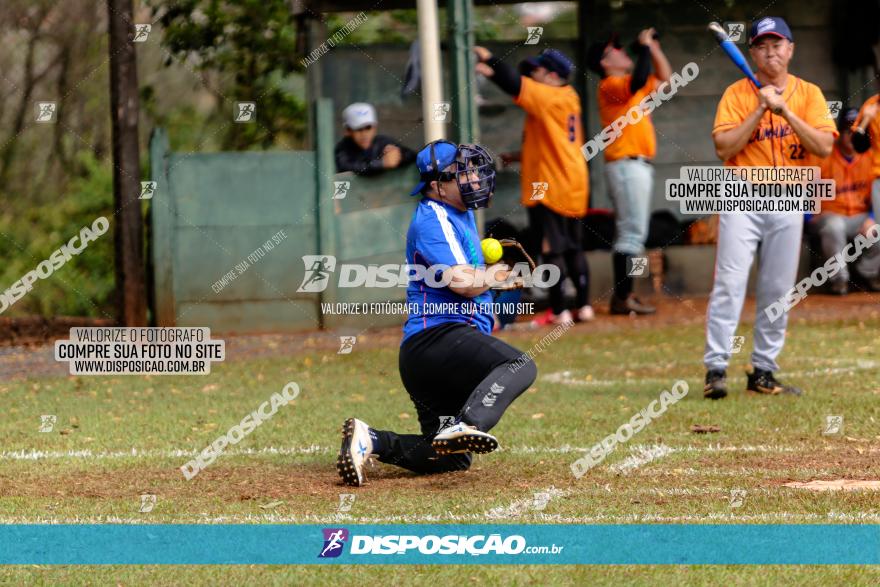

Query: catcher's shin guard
[460,359,537,432]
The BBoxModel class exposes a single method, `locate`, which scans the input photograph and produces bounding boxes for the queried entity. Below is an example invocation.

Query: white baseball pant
[704,211,803,372]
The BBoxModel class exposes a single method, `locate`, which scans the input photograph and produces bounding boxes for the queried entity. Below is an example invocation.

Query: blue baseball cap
[749,17,793,46]
[520,48,574,80]
[410,141,458,196]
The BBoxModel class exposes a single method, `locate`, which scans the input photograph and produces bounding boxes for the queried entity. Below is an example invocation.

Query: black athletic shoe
[610,294,656,315]
[829,279,848,296]
[746,369,802,396]
[704,369,728,399]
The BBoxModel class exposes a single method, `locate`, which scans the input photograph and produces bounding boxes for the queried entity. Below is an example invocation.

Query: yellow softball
[481,238,503,264]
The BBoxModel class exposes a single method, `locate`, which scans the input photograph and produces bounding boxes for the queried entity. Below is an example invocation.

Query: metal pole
[417,0,445,142]
[447,0,478,144]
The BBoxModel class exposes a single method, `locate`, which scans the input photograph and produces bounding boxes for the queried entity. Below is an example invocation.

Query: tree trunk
[0,32,38,188]
[107,0,146,326]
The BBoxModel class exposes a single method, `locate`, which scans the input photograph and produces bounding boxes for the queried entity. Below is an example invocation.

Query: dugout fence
[148,99,524,333]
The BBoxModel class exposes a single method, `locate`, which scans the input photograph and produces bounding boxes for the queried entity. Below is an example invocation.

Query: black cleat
[704,369,728,399]
[610,294,656,315]
[746,369,802,396]
[829,279,848,296]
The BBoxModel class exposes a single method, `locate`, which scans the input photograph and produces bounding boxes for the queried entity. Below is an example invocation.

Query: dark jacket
[334,135,416,176]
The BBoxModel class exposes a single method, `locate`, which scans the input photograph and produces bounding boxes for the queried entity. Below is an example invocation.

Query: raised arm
[474,46,522,97]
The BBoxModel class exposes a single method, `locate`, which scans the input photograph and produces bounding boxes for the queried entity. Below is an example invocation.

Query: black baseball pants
[373,322,537,475]
[528,204,590,314]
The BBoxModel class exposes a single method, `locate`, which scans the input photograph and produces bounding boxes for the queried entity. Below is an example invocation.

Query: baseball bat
[707,22,762,88]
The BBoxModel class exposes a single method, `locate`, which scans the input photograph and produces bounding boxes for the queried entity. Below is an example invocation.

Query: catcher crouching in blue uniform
[337,141,540,486]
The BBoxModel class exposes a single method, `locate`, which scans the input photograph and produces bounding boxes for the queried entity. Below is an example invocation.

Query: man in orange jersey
[852,89,880,230]
[587,28,672,316]
[473,46,592,325]
[808,107,880,294]
[703,17,836,400]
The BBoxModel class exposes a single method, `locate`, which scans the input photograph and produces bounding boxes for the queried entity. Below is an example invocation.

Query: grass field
[1,296,879,584]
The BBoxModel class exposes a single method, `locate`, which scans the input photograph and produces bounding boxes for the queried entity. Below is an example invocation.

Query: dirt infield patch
[2,445,877,503]
[0,460,513,502]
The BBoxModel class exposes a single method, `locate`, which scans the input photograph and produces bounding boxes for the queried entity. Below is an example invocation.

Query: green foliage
[152,0,307,150]
[326,10,417,45]
[0,151,116,317]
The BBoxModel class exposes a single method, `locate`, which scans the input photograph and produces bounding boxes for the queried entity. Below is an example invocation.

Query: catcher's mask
[410,140,496,210]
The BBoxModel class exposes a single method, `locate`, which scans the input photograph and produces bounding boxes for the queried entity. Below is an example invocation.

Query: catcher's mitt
[490,238,536,290]
[497,238,536,271]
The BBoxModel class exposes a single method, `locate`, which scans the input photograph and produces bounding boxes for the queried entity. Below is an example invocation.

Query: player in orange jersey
[703,17,836,399]
[587,28,672,316]
[852,90,879,233]
[474,46,592,325]
[809,107,880,294]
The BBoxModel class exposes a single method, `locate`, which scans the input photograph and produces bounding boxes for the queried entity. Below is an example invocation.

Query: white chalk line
[485,443,679,519]
[609,356,876,370]
[2,511,879,525]
[488,486,779,498]
[632,468,845,477]
[0,445,330,461]
[2,443,865,461]
[483,486,569,519]
[541,359,878,388]
[608,444,676,475]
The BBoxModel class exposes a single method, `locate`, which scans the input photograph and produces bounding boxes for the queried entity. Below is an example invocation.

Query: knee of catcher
[509,356,538,388]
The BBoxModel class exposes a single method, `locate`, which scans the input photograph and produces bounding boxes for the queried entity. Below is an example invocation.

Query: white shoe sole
[432,429,499,455]
[336,417,367,487]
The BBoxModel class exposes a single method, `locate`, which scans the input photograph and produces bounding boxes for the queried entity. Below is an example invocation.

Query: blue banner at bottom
[1,524,878,565]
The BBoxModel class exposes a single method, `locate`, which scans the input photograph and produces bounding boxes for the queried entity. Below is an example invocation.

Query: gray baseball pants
[808,213,880,282]
[704,212,803,373]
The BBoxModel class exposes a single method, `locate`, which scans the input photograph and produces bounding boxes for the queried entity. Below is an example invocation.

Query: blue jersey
[402,198,494,343]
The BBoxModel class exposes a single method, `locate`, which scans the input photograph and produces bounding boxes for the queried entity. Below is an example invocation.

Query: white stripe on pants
[704,212,803,372]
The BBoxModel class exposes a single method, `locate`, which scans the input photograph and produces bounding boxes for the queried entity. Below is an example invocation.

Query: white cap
[342,102,377,130]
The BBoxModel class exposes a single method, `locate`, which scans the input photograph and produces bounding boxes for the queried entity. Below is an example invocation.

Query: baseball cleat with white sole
[336,417,374,487]
[577,305,595,322]
[432,422,499,455]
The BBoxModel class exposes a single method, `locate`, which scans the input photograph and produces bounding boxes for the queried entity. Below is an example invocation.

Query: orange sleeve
[514,76,553,116]
[713,85,748,135]
[804,84,838,137]
[854,95,878,129]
